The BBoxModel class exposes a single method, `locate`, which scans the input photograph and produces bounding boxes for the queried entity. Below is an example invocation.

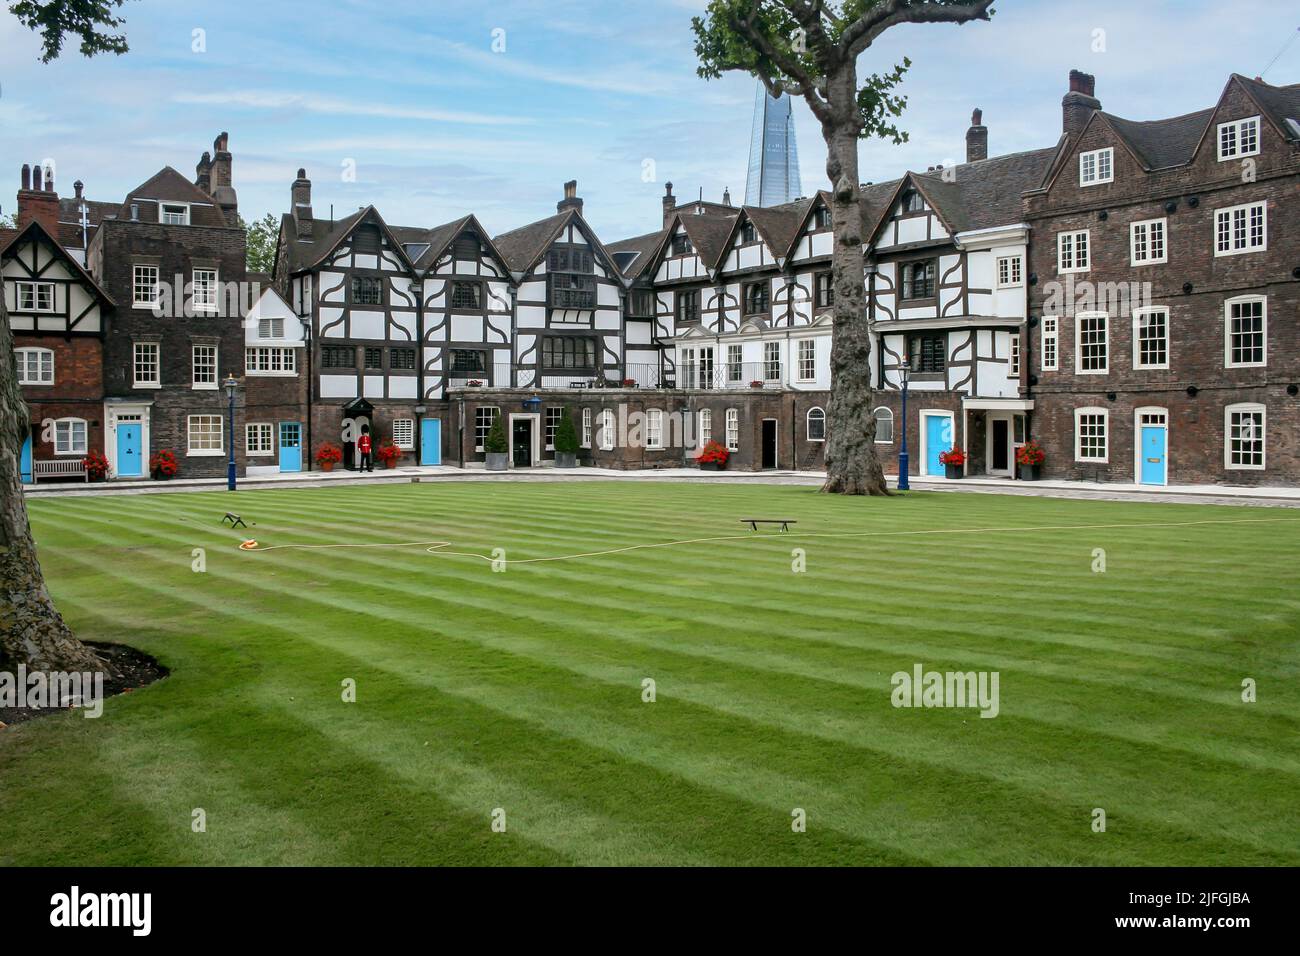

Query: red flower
[1016,440,1045,466]
[937,447,967,466]
[695,440,730,465]
[149,449,179,476]
[314,442,343,465]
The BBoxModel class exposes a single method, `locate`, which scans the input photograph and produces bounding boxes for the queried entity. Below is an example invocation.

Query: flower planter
[1018,464,1040,481]
[699,461,725,471]
[384,459,399,469]
[485,452,508,472]
[944,463,963,480]
[319,461,335,472]
[152,472,172,481]
[555,452,577,468]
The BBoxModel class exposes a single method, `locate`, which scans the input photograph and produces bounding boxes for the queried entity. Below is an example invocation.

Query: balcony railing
[677,361,784,390]
[444,361,790,391]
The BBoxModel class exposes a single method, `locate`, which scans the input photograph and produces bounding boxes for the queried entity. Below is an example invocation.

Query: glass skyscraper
[744,82,802,208]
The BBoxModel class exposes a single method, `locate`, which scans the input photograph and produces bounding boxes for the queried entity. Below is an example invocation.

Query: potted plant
[622,378,636,388]
[83,449,111,482]
[1016,440,1045,481]
[553,407,579,468]
[749,380,764,389]
[467,379,484,387]
[376,441,403,469]
[315,442,343,472]
[483,414,508,471]
[696,440,730,471]
[938,447,966,479]
[149,449,178,480]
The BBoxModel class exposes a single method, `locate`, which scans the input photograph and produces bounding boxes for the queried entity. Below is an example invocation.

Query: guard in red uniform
[357,428,373,472]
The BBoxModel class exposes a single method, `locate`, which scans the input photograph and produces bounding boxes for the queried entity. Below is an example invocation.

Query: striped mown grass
[2,481,1298,866]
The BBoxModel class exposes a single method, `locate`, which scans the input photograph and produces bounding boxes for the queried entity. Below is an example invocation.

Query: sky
[1,0,1297,242]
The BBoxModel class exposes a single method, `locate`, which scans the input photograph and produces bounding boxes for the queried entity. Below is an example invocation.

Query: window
[187,414,224,456]
[763,341,781,381]
[160,203,189,225]
[246,347,297,373]
[1225,296,1266,367]
[1215,202,1266,256]
[599,409,615,451]
[192,344,218,388]
[645,409,663,449]
[474,406,499,452]
[676,290,701,323]
[321,346,355,369]
[807,407,826,441]
[391,418,414,450]
[901,190,924,213]
[1057,230,1090,272]
[582,408,593,448]
[1076,312,1108,373]
[542,336,596,370]
[1130,218,1167,265]
[1225,404,1265,470]
[727,344,743,383]
[996,255,1022,288]
[797,340,815,381]
[744,282,769,316]
[53,418,87,455]
[681,346,714,389]
[725,409,739,451]
[547,247,593,273]
[873,407,894,443]
[133,342,160,387]
[390,348,416,371]
[298,275,313,316]
[671,234,693,256]
[1079,148,1114,186]
[1074,408,1108,462]
[258,317,285,339]
[450,349,487,373]
[550,272,596,309]
[813,207,831,229]
[1133,308,1169,370]
[629,290,655,317]
[15,348,53,385]
[1040,316,1059,371]
[545,407,562,450]
[900,259,936,300]
[698,408,712,445]
[352,225,382,255]
[351,276,383,304]
[1008,333,1020,377]
[815,272,834,308]
[133,265,160,308]
[246,423,274,456]
[907,334,946,374]
[741,222,757,244]
[364,347,383,370]
[1217,116,1260,161]
[453,232,479,260]
[192,268,218,313]
[15,281,55,312]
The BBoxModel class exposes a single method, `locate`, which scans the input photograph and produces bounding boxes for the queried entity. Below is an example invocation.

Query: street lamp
[223,375,240,491]
[897,355,910,491]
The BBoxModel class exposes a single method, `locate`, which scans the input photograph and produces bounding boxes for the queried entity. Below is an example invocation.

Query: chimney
[722,187,732,207]
[966,108,988,163]
[195,150,212,191]
[556,179,583,215]
[1062,69,1100,138]
[662,181,676,228]
[16,161,60,234]
[74,180,84,200]
[208,131,238,222]
[292,168,313,240]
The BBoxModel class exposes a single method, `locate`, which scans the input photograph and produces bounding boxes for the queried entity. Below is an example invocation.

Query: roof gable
[1,218,116,307]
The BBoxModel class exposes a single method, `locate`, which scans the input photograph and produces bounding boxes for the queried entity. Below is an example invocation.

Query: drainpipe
[304,280,314,471]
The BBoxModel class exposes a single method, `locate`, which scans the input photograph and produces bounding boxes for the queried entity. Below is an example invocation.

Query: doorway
[921,411,954,477]
[512,418,533,467]
[421,418,442,466]
[987,415,1012,476]
[1136,408,1168,485]
[761,419,778,469]
[278,422,302,473]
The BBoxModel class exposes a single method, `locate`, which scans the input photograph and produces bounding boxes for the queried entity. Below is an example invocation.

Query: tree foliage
[242,212,280,275]
[8,0,133,62]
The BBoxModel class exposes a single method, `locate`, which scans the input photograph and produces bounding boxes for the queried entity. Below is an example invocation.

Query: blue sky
[2,0,1297,241]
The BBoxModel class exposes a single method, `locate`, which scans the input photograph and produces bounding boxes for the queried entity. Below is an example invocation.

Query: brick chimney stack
[966,108,988,163]
[195,151,212,191]
[1062,69,1101,138]
[662,182,676,228]
[16,161,61,234]
[292,168,313,240]
[208,131,239,223]
[556,179,583,215]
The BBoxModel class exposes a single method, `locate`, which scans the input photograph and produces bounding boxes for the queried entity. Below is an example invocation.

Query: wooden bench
[741,518,796,532]
[32,459,88,483]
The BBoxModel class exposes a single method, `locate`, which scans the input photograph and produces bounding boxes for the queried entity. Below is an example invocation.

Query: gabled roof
[119,167,229,227]
[491,207,622,279]
[1102,108,1215,170]
[1234,74,1300,142]
[0,218,116,307]
[398,213,512,277]
[605,228,667,280]
[641,209,739,276]
[282,206,419,274]
[57,196,117,249]
[734,195,818,261]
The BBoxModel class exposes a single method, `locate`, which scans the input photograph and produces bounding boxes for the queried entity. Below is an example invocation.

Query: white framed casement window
[996,255,1023,288]
[15,281,55,312]
[1074,407,1109,463]
[245,423,274,457]
[797,339,815,381]
[726,344,743,383]
[1078,147,1114,186]
[133,342,160,387]
[873,407,894,443]
[645,409,664,450]
[599,408,615,451]
[763,341,781,381]
[1130,218,1167,265]
[725,409,739,451]
[53,417,88,456]
[258,317,285,339]
[474,406,498,452]
[544,407,561,451]
[698,408,712,445]
[806,407,826,441]
[1075,311,1109,374]
[1214,202,1266,256]
[245,346,297,375]
[192,344,218,389]
[1217,116,1260,162]
[1040,316,1059,371]
[1132,307,1170,370]
[391,418,414,450]
[160,203,190,225]
[187,414,224,456]
[132,265,160,307]
[1224,403,1265,470]
[581,408,593,448]
[1057,230,1090,273]
[1008,333,1021,377]
[1224,295,1266,368]
[15,347,54,385]
[192,268,219,312]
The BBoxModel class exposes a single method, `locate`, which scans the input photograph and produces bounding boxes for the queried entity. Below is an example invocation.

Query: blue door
[20,434,32,483]
[279,422,302,473]
[117,423,142,477]
[924,414,950,476]
[1140,425,1167,485]
[420,418,441,466]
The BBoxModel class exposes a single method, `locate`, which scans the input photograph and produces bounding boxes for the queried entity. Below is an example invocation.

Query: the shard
[744,83,802,207]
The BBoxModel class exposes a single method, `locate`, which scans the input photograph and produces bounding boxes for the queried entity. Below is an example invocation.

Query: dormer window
[813,207,832,229]
[901,190,924,213]
[1079,148,1114,186]
[453,232,480,259]
[161,204,190,225]
[353,224,382,255]
[671,234,693,256]
[741,222,757,244]
[1217,116,1260,161]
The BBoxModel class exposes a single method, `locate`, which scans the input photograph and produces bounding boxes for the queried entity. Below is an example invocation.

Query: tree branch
[728,7,833,122]
[843,0,995,59]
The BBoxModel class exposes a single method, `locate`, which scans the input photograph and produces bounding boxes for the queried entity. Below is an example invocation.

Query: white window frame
[1075,311,1109,374]
[581,408,592,448]
[1132,307,1170,371]
[187,414,224,456]
[53,417,88,456]
[1074,407,1109,464]
[725,409,739,451]
[698,408,711,445]
[1057,230,1090,273]
[192,344,218,389]
[763,341,782,382]
[1217,116,1260,162]
[133,342,160,388]
[1078,147,1114,186]
[1008,333,1020,377]
[1129,218,1167,265]
[391,418,415,450]
[1040,316,1059,371]
[544,407,562,451]
[796,339,815,382]
[160,203,191,226]
[1224,403,1265,471]
[192,268,219,313]
[726,344,743,383]
[132,264,160,308]
[1224,295,1267,368]
[873,406,894,444]
[245,346,298,375]
[599,409,615,451]
[245,423,274,457]
[258,317,285,339]
[806,406,826,442]
[15,347,54,385]
[1214,202,1267,257]
[645,409,664,450]
[996,255,1023,288]
[15,281,55,313]
[474,406,499,453]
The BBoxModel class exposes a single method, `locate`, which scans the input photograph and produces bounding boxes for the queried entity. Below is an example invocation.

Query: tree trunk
[820,63,890,496]
[0,293,108,674]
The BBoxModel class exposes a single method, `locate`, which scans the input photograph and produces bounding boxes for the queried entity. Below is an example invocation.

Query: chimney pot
[21,164,30,191]
[966,107,988,163]
[1062,69,1101,137]
[557,179,583,215]
[74,180,84,200]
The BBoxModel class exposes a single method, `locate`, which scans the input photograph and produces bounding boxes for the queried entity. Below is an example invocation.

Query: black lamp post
[223,375,239,491]
[897,355,911,491]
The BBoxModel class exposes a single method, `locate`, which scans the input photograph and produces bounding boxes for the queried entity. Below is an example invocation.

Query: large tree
[693,0,995,495]
[2,0,132,675]
[242,212,280,274]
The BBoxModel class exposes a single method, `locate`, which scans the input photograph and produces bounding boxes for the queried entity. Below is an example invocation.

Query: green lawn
[3,481,1299,866]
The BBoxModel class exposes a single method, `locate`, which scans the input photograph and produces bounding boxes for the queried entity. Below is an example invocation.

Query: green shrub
[554,407,580,455]
[484,414,508,454]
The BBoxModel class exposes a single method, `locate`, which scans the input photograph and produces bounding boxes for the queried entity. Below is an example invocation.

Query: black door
[512,420,532,467]
[992,419,1009,472]
[761,419,778,469]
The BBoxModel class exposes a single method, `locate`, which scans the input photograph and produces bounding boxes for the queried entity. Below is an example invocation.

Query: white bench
[33,459,88,483]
